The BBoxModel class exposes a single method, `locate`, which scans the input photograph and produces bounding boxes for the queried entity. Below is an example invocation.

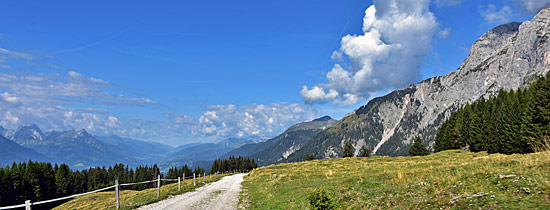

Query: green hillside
[241,150,550,209]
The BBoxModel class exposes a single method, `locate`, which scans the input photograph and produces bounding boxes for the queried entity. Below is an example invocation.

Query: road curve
[137,173,246,210]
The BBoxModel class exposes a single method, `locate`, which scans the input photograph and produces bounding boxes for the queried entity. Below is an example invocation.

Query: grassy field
[54,173,229,210]
[241,150,550,209]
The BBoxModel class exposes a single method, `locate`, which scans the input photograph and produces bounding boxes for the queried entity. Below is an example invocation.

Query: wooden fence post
[178,177,181,191]
[183,173,185,190]
[115,180,120,209]
[204,172,206,182]
[157,175,161,197]
[193,173,196,186]
[199,173,201,183]
[25,200,31,210]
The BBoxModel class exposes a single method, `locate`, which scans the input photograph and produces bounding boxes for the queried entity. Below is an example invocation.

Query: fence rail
[0,171,231,210]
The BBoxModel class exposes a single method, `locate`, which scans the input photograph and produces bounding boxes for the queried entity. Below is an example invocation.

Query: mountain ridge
[288,8,550,160]
[221,116,338,166]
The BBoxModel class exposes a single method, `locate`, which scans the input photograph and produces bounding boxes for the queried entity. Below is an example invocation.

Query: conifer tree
[469,105,484,152]
[359,145,371,157]
[342,142,354,158]
[522,74,550,150]
[409,136,430,156]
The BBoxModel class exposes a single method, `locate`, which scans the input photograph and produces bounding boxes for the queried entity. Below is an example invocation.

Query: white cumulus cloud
[171,103,321,139]
[301,0,439,105]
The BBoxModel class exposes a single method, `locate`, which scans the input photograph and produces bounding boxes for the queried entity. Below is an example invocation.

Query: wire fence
[0,171,230,210]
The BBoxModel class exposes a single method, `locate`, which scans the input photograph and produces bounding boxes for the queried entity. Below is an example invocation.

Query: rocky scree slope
[289,8,550,159]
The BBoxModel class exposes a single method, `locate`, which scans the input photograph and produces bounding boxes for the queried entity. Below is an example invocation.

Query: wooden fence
[0,171,230,210]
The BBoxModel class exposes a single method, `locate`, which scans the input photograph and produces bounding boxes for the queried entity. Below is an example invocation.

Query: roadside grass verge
[242,150,550,209]
[54,173,230,210]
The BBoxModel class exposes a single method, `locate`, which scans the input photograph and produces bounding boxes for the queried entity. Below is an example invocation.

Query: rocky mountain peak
[288,8,550,159]
[312,116,333,122]
[12,124,45,141]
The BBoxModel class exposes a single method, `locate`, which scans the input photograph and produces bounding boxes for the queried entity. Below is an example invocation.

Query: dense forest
[210,156,257,173]
[435,74,550,154]
[0,161,198,207]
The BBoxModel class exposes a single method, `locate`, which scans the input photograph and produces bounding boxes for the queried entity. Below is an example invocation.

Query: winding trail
[137,173,246,210]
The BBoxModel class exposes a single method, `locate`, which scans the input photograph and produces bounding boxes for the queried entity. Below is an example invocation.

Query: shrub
[305,153,315,161]
[308,189,335,210]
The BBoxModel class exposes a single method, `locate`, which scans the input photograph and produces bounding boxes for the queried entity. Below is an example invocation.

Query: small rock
[499,174,517,179]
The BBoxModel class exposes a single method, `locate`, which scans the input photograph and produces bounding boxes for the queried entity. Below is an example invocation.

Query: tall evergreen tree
[522,74,550,150]
[409,136,430,156]
[469,103,484,152]
[359,145,371,157]
[342,142,354,158]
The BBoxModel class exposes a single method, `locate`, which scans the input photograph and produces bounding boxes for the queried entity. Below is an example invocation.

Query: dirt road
[137,173,246,210]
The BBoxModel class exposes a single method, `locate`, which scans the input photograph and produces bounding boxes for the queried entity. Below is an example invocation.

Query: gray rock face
[293,8,550,158]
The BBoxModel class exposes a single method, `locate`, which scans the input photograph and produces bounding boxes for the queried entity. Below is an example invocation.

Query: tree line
[0,161,164,207]
[165,165,205,179]
[210,156,257,173]
[435,74,550,154]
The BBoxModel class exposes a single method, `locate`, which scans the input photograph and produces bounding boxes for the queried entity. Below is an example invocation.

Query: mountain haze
[289,9,550,160]
[222,116,338,166]
[0,135,49,164]
[1,125,172,169]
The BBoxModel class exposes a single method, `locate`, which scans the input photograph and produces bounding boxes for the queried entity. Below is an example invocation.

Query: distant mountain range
[1,124,172,169]
[0,114,338,171]
[160,136,260,172]
[220,116,338,166]
[0,124,268,172]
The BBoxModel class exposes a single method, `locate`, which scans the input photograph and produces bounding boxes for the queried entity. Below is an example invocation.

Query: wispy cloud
[53,22,140,55]
[0,70,157,106]
[0,47,320,144]
[479,4,512,24]
[514,0,550,14]
[0,48,33,60]
[436,0,462,7]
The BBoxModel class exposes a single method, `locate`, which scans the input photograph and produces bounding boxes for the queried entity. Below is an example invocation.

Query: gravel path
[137,173,246,210]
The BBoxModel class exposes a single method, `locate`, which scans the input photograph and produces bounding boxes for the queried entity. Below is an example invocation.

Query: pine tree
[359,145,371,157]
[497,90,524,154]
[522,74,550,151]
[409,136,430,156]
[434,117,450,152]
[342,142,354,158]
[55,164,72,196]
[469,105,484,152]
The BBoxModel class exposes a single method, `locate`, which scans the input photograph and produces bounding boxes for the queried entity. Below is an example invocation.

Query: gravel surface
[137,173,246,210]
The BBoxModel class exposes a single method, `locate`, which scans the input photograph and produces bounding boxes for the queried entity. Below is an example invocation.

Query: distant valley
[0,116,337,171]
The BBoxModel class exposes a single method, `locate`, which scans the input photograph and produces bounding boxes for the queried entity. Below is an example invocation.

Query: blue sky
[0,0,547,146]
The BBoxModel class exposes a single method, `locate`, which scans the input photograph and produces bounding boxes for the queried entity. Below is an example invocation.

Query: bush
[308,189,335,210]
[305,153,315,161]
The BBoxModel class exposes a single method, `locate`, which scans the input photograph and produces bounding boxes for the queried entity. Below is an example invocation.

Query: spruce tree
[359,145,371,157]
[522,74,550,150]
[469,107,484,152]
[342,142,354,158]
[409,136,430,156]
